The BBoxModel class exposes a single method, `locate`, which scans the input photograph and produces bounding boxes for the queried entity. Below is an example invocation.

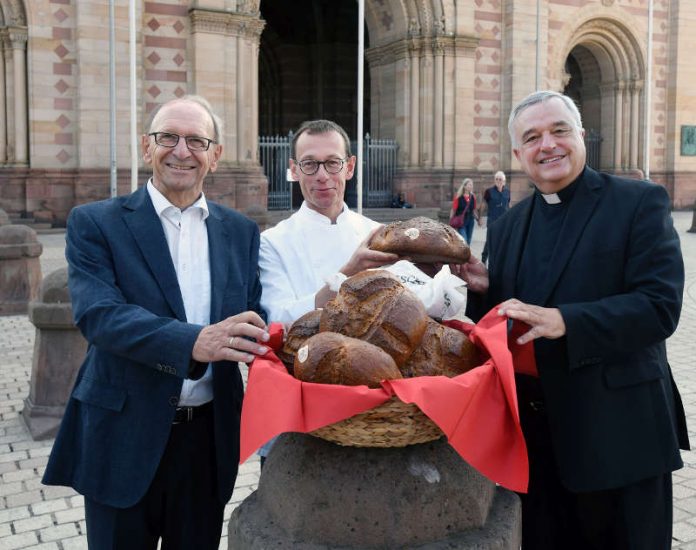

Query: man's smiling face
[290,130,355,222]
[512,97,586,194]
[142,99,222,209]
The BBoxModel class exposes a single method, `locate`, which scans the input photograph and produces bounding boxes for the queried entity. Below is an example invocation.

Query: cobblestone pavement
[0,212,694,549]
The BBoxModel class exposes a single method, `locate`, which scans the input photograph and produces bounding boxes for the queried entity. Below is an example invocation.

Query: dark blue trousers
[84,409,224,550]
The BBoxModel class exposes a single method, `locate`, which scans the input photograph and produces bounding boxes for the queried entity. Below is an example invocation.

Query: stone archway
[363,0,478,207]
[0,0,28,166]
[550,16,645,173]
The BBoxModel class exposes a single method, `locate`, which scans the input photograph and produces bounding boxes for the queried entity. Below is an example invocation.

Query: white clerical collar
[541,193,562,204]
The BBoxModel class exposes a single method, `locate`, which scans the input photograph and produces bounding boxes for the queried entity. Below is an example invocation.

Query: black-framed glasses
[295,158,346,175]
[148,132,216,152]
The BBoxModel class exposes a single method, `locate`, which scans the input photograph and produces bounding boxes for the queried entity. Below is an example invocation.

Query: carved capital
[189,9,265,40]
[6,26,27,49]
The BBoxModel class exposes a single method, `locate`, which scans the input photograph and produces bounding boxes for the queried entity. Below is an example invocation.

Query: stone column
[229,433,521,548]
[409,39,421,166]
[629,81,642,169]
[614,81,625,169]
[8,26,28,165]
[2,29,15,163]
[0,225,42,315]
[22,268,87,440]
[189,8,268,214]
[0,30,6,163]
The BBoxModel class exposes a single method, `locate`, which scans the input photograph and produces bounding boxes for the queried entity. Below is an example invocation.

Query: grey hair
[507,91,583,147]
[291,119,352,159]
[146,95,223,144]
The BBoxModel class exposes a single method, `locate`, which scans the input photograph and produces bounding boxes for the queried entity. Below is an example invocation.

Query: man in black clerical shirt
[457,90,688,550]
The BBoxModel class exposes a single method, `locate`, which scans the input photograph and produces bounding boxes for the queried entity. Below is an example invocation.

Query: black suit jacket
[468,167,688,492]
[43,186,263,507]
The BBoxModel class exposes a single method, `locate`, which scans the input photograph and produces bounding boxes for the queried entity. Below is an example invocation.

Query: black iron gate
[259,132,399,210]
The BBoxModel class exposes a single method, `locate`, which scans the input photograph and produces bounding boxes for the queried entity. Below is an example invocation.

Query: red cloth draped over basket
[240,306,535,493]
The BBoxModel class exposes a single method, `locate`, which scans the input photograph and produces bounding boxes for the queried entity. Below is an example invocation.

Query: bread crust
[320,270,427,366]
[294,332,402,388]
[401,319,481,378]
[369,216,471,264]
[277,309,323,367]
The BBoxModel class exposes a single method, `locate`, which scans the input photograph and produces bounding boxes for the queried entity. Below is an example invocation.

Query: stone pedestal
[229,433,521,549]
[0,208,9,226]
[22,267,87,440]
[0,225,42,315]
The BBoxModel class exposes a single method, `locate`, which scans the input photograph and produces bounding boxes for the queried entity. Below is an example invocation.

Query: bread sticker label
[298,345,309,363]
[404,228,420,240]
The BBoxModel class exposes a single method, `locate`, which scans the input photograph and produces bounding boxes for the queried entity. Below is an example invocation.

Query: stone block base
[228,433,521,549]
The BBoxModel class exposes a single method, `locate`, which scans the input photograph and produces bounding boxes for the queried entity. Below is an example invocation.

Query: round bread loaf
[294,332,402,388]
[277,309,323,369]
[400,319,481,378]
[320,270,427,366]
[369,216,471,264]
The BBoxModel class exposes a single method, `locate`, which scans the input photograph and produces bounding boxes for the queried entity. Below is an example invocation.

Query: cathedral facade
[0,0,694,226]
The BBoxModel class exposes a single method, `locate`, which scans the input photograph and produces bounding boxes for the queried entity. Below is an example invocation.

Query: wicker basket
[310,396,444,448]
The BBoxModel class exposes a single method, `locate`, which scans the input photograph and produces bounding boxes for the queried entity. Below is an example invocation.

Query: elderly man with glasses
[256,119,398,465]
[43,96,269,549]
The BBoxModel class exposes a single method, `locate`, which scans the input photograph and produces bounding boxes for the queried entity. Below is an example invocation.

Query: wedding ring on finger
[228,336,236,348]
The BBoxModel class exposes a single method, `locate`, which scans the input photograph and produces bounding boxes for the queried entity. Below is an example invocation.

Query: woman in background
[449,178,479,244]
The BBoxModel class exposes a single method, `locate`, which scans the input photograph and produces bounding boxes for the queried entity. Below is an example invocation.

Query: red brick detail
[144,36,187,49]
[474,11,502,22]
[53,9,68,22]
[474,117,500,126]
[56,115,70,129]
[56,150,71,163]
[54,133,73,145]
[476,64,502,75]
[54,44,69,58]
[53,62,72,76]
[147,51,161,65]
[474,143,499,153]
[54,98,72,110]
[55,80,69,94]
[475,90,500,101]
[478,39,501,48]
[144,2,189,16]
[52,27,71,39]
[145,69,187,82]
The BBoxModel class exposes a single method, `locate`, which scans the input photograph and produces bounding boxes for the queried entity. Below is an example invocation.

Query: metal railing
[585,128,602,170]
[259,132,399,210]
[259,133,294,210]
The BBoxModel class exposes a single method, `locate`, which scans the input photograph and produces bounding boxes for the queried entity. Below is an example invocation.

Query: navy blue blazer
[468,167,688,492]
[42,186,263,508]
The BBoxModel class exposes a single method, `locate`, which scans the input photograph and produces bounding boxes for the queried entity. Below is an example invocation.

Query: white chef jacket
[259,201,380,324]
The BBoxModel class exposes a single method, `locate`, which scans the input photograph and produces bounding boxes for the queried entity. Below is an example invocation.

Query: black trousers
[84,408,224,550]
[516,375,673,550]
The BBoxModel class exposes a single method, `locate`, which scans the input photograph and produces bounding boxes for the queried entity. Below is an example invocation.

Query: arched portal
[258,0,369,139]
[0,0,28,166]
[553,17,645,173]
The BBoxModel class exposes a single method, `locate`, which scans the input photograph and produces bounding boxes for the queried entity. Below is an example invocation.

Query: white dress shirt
[147,180,212,406]
[259,201,380,324]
